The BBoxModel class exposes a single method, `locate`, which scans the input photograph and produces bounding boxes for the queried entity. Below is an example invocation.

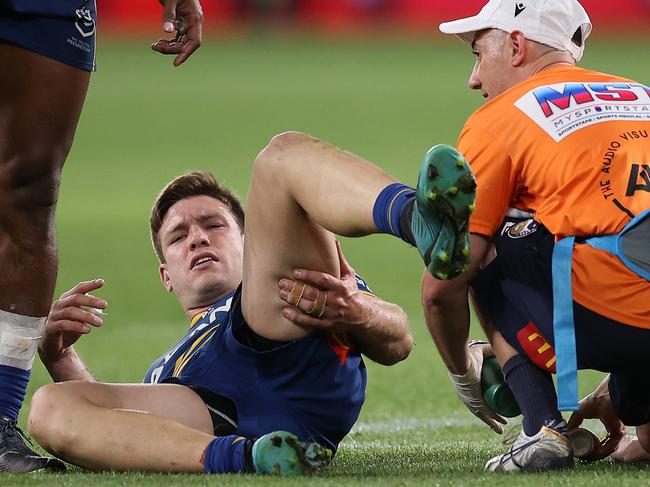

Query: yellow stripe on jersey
[173,324,220,377]
[190,311,207,327]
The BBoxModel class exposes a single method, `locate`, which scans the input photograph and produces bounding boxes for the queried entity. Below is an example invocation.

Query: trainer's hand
[448,340,507,434]
[39,279,107,366]
[568,375,626,460]
[151,0,203,66]
[278,241,370,333]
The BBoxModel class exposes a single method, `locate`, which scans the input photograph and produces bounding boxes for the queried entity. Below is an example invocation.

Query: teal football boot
[251,431,332,476]
[412,144,476,280]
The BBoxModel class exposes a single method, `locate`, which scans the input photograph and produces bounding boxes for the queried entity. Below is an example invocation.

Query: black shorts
[471,217,650,425]
[189,386,239,436]
[163,378,239,437]
[0,0,96,71]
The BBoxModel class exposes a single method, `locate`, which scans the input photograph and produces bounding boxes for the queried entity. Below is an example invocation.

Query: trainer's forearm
[421,234,488,374]
[422,275,471,375]
[351,295,412,366]
[40,347,95,383]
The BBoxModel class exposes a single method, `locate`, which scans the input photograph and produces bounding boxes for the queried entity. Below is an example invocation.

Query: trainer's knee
[253,131,316,182]
[28,384,80,455]
[0,148,65,210]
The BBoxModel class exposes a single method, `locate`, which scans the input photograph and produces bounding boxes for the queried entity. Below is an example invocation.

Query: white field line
[349,417,476,434]
[349,417,608,435]
[341,417,609,448]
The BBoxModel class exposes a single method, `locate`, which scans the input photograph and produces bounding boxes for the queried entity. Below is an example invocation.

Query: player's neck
[183,287,237,324]
[186,305,211,324]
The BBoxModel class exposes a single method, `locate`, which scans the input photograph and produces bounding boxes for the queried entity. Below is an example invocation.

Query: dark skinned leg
[0,42,90,472]
[0,42,90,315]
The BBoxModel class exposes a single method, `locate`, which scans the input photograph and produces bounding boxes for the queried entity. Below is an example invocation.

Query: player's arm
[151,0,204,66]
[278,241,413,365]
[346,294,411,366]
[38,280,107,382]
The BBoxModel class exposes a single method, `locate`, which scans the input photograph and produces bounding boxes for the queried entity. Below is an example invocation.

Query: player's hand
[568,375,626,460]
[448,340,507,434]
[151,0,203,66]
[278,240,370,333]
[39,279,107,366]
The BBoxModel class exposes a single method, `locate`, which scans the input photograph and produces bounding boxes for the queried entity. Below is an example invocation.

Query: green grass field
[7,33,650,485]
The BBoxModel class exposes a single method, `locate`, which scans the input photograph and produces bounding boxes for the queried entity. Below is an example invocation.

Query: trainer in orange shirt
[422,0,650,473]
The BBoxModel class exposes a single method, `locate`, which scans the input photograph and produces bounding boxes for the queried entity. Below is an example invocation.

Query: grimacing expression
[469,29,516,101]
[158,195,244,309]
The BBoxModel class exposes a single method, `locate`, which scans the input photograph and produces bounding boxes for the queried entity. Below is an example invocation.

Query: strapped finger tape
[287,281,306,307]
[308,290,328,318]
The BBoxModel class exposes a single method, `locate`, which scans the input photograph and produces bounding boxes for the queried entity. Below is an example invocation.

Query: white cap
[439,0,592,62]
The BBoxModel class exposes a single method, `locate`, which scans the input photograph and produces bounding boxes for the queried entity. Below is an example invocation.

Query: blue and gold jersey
[144,277,373,451]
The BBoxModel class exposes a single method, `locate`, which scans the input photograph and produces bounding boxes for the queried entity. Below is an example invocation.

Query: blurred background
[25,0,650,442]
[98,0,650,33]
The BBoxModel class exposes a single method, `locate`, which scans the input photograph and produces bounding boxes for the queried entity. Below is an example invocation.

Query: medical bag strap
[553,209,650,411]
[584,208,650,281]
[551,236,580,411]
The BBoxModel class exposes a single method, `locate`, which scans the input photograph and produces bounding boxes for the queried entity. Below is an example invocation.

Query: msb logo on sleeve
[515,82,650,142]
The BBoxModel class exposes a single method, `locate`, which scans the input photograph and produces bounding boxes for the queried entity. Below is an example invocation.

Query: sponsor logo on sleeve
[515,82,650,141]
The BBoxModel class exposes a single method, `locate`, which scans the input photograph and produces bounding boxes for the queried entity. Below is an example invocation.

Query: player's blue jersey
[144,278,373,451]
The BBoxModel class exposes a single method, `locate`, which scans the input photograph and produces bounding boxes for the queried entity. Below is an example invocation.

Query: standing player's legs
[0,43,90,470]
[242,132,400,341]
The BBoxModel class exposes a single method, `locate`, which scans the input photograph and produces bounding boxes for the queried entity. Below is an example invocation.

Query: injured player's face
[157,195,244,311]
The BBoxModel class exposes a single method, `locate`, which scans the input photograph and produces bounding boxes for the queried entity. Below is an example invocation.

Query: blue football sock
[203,435,251,473]
[0,364,30,420]
[502,354,563,436]
[372,183,416,246]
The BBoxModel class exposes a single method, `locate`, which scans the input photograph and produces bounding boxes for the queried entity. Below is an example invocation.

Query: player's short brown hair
[150,171,245,263]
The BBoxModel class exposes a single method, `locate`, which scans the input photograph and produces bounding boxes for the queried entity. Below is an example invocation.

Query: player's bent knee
[266,131,314,151]
[28,384,81,453]
[28,385,63,449]
[253,131,316,181]
[0,150,65,209]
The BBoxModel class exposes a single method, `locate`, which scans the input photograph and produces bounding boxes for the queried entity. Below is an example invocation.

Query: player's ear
[509,31,527,67]
[159,264,173,292]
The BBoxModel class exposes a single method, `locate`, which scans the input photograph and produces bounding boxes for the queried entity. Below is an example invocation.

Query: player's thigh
[242,145,340,341]
[53,381,214,435]
[0,42,90,171]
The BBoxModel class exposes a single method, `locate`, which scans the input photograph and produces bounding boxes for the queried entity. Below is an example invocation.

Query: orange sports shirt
[458,65,650,328]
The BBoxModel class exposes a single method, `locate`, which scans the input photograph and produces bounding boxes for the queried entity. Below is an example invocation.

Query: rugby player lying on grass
[28,134,476,475]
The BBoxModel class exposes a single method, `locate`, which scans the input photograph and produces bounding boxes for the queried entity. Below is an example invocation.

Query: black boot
[0,416,65,472]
